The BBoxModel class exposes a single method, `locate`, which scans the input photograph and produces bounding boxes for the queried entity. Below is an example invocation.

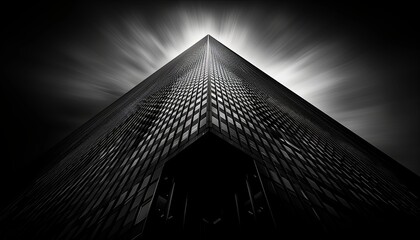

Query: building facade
[1,35,419,239]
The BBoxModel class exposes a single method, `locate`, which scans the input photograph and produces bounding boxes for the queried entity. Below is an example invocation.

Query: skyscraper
[1,35,419,239]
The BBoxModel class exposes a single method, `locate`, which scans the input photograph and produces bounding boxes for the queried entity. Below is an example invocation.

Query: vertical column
[205,35,212,127]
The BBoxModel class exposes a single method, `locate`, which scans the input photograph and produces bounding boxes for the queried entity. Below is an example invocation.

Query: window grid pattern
[2,38,209,240]
[1,36,418,239]
[207,37,419,229]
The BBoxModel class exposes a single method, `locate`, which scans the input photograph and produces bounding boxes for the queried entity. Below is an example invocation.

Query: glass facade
[1,35,419,239]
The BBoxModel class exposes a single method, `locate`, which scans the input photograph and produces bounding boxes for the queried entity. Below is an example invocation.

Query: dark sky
[2,0,419,205]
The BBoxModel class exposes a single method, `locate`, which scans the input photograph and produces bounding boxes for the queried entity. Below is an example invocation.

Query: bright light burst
[88,5,384,143]
[28,3,417,173]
